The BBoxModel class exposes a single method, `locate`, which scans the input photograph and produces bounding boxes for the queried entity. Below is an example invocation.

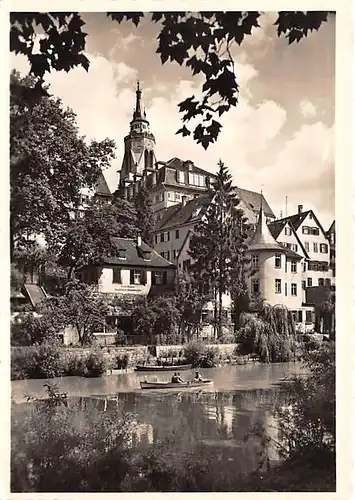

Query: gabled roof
[235,187,275,218]
[327,220,335,235]
[95,172,112,197]
[268,219,309,259]
[99,238,176,268]
[271,209,328,239]
[248,208,286,253]
[268,219,287,239]
[155,195,210,231]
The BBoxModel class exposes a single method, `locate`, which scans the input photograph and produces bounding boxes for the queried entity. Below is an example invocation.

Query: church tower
[119,82,156,195]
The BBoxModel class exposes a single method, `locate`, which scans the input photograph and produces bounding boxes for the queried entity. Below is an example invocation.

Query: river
[12,362,307,478]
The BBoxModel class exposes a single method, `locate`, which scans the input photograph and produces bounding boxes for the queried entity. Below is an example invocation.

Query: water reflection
[12,363,303,476]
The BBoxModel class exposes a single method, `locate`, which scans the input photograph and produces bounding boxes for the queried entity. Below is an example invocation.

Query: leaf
[176,125,191,137]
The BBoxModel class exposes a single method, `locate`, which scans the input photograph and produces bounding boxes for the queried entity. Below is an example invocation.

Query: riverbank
[10,343,251,381]
[11,333,324,381]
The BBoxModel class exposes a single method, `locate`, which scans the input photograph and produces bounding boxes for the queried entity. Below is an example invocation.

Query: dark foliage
[10,12,331,148]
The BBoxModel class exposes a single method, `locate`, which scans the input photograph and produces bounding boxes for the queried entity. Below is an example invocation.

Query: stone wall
[155,343,237,358]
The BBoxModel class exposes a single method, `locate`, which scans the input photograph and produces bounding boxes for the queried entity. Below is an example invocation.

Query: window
[285,283,287,296]
[302,280,306,289]
[178,170,185,183]
[307,277,313,287]
[297,310,303,323]
[275,253,282,268]
[154,271,166,285]
[291,283,297,296]
[166,232,170,242]
[252,279,260,295]
[173,249,177,259]
[154,235,158,244]
[275,279,282,294]
[318,278,324,286]
[310,227,320,235]
[251,254,259,270]
[183,259,191,271]
[320,244,328,253]
[112,269,121,284]
[160,233,165,243]
[175,229,180,239]
[285,227,291,236]
[175,193,181,201]
[306,310,313,323]
[313,243,318,253]
[304,241,309,252]
[293,244,298,252]
[325,278,331,287]
[291,311,297,322]
[130,270,142,285]
[302,226,309,234]
[291,261,297,273]
[303,263,307,272]
[166,251,170,261]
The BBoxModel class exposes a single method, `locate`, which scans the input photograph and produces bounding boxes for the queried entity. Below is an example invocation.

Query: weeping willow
[238,304,295,363]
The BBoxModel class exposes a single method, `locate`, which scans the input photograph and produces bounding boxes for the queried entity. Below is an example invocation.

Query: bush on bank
[11,345,132,380]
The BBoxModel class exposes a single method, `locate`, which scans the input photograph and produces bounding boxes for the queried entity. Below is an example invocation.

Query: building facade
[247,207,315,331]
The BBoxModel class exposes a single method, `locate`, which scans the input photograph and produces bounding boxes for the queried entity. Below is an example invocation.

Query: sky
[11,12,335,230]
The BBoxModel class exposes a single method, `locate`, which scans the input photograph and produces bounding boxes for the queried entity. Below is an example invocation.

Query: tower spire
[133,80,143,120]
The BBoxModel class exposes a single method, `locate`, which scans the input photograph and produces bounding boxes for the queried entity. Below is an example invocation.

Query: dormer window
[142,250,152,261]
[118,249,126,260]
[177,171,185,183]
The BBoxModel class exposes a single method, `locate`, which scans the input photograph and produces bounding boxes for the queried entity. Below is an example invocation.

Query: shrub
[183,340,207,367]
[115,329,127,346]
[11,343,64,380]
[32,342,65,378]
[85,351,108,377]
[115,354,129,370]
[66,353,88,377]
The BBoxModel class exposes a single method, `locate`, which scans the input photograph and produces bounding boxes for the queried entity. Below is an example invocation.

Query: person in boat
[193,371,203,382]
[171,372,178,383]
[176,372,185,383]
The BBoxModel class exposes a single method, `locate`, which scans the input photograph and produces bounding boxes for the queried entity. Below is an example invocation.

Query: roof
[22,284,47,308]
[326,220,335,235]
[268,219,287,239]
[284,247,303,260]
[248,208,286,253]
[235,187,274,218]
[165,157,213,177]
[95,172,112,197]
[99,238,176,268]
[155,196,210,231]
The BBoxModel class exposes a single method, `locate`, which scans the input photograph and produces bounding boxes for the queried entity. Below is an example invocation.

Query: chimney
[181,195,187,207]
[298,204,303,214]
[137,235,142,247]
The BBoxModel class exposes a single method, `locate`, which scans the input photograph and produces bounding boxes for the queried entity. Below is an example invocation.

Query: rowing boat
[135,364,192,372]
[140,380,213,390]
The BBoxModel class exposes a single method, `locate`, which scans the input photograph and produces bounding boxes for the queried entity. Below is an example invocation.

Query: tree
[58,197,139,278]
[189,160,249,338]
[133,183,155,245]
[175,276,205,342]
[238,303,296,362]
[10,70,116,258]
[10,11,332,148]
[131,295,180,345]
[45,280,109,345]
